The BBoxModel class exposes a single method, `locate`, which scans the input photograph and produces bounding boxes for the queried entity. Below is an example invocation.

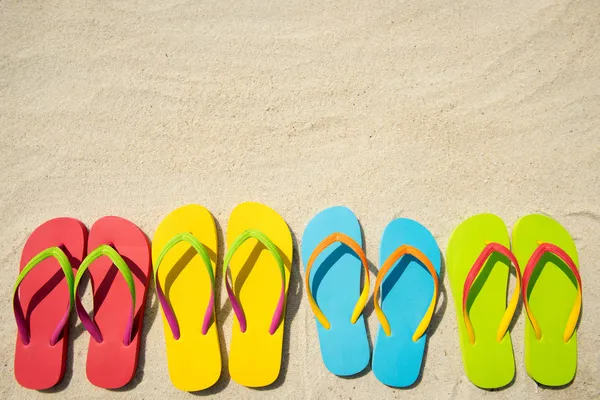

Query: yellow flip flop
[224,202,293,387]
[152,205,221,391]
[512,214,582,386]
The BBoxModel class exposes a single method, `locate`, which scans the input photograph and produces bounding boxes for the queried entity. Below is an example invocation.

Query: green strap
[74,244,136,344]
[154,232,215,293]
[223,228,285,285]
[13,246,74,302]
[13,246,74,345]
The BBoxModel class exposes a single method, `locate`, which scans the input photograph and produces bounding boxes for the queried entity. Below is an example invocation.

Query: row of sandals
[13,203,581,391]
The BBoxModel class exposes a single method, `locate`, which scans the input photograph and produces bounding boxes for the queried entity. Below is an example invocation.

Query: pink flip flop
[74,216,151,389]
[13,217,87,390]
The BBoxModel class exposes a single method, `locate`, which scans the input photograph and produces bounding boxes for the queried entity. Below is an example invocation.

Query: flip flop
[446,214,522,389]
[512,214,582,386]
[301,206,370,376]
[152,205,221,391]
[372,218,440,387]
[13,218,87,390]
[224,202,293,387]
[74,216,151,389]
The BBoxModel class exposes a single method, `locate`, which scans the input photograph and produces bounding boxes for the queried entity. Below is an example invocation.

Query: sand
[1,0,599,398]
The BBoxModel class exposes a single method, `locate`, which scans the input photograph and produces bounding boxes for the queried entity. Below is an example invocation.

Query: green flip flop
[446,214,521,389]
[512,214,582,387]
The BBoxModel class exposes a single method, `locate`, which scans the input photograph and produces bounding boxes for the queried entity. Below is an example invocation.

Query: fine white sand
[1,0,599,399]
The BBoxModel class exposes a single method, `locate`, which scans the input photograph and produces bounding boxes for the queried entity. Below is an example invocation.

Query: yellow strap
[304,233,370,329]
[373,245,439,341]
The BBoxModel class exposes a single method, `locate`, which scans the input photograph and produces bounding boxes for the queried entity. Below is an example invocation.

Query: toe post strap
[374,245,439,341]
[305,233,370,330]
[13,246,74,346]
[462,242,521,345]
[522,242,582,342]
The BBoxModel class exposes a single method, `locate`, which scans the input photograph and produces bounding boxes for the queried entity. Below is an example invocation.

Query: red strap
[462,242,522,344]
[522,242,582,341]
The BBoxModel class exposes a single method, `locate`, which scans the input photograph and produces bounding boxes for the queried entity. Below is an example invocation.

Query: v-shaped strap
[13,246,74,346]
[373,244,439,341]
[462,242,522,345]
[223,229,286,335]
[522,242,582,342]
[154,232,216,339]
[74,244,136,346]
[304,233,370,330]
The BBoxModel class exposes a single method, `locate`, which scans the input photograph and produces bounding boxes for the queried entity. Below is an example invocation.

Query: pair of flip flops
[447,213,582,388]
[13,216,150,390]
[302,206,440,387]
[152,202,292,391]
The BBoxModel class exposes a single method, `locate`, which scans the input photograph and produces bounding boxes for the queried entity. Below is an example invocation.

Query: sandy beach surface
[1,0,599,399]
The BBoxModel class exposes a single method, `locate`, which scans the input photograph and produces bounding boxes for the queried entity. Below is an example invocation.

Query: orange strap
[304,233,370,329]
[373,245,439,341]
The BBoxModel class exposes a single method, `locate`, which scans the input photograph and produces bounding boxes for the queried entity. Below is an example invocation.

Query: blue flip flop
[372,218,441,387]
[302,206,371,376]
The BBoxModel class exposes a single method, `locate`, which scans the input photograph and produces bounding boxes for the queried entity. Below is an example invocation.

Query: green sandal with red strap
[512,214,581,387]
[446,214,521,389]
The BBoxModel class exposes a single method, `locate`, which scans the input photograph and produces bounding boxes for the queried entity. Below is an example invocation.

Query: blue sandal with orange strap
[302,206,370,376]
[371,218,440,387]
